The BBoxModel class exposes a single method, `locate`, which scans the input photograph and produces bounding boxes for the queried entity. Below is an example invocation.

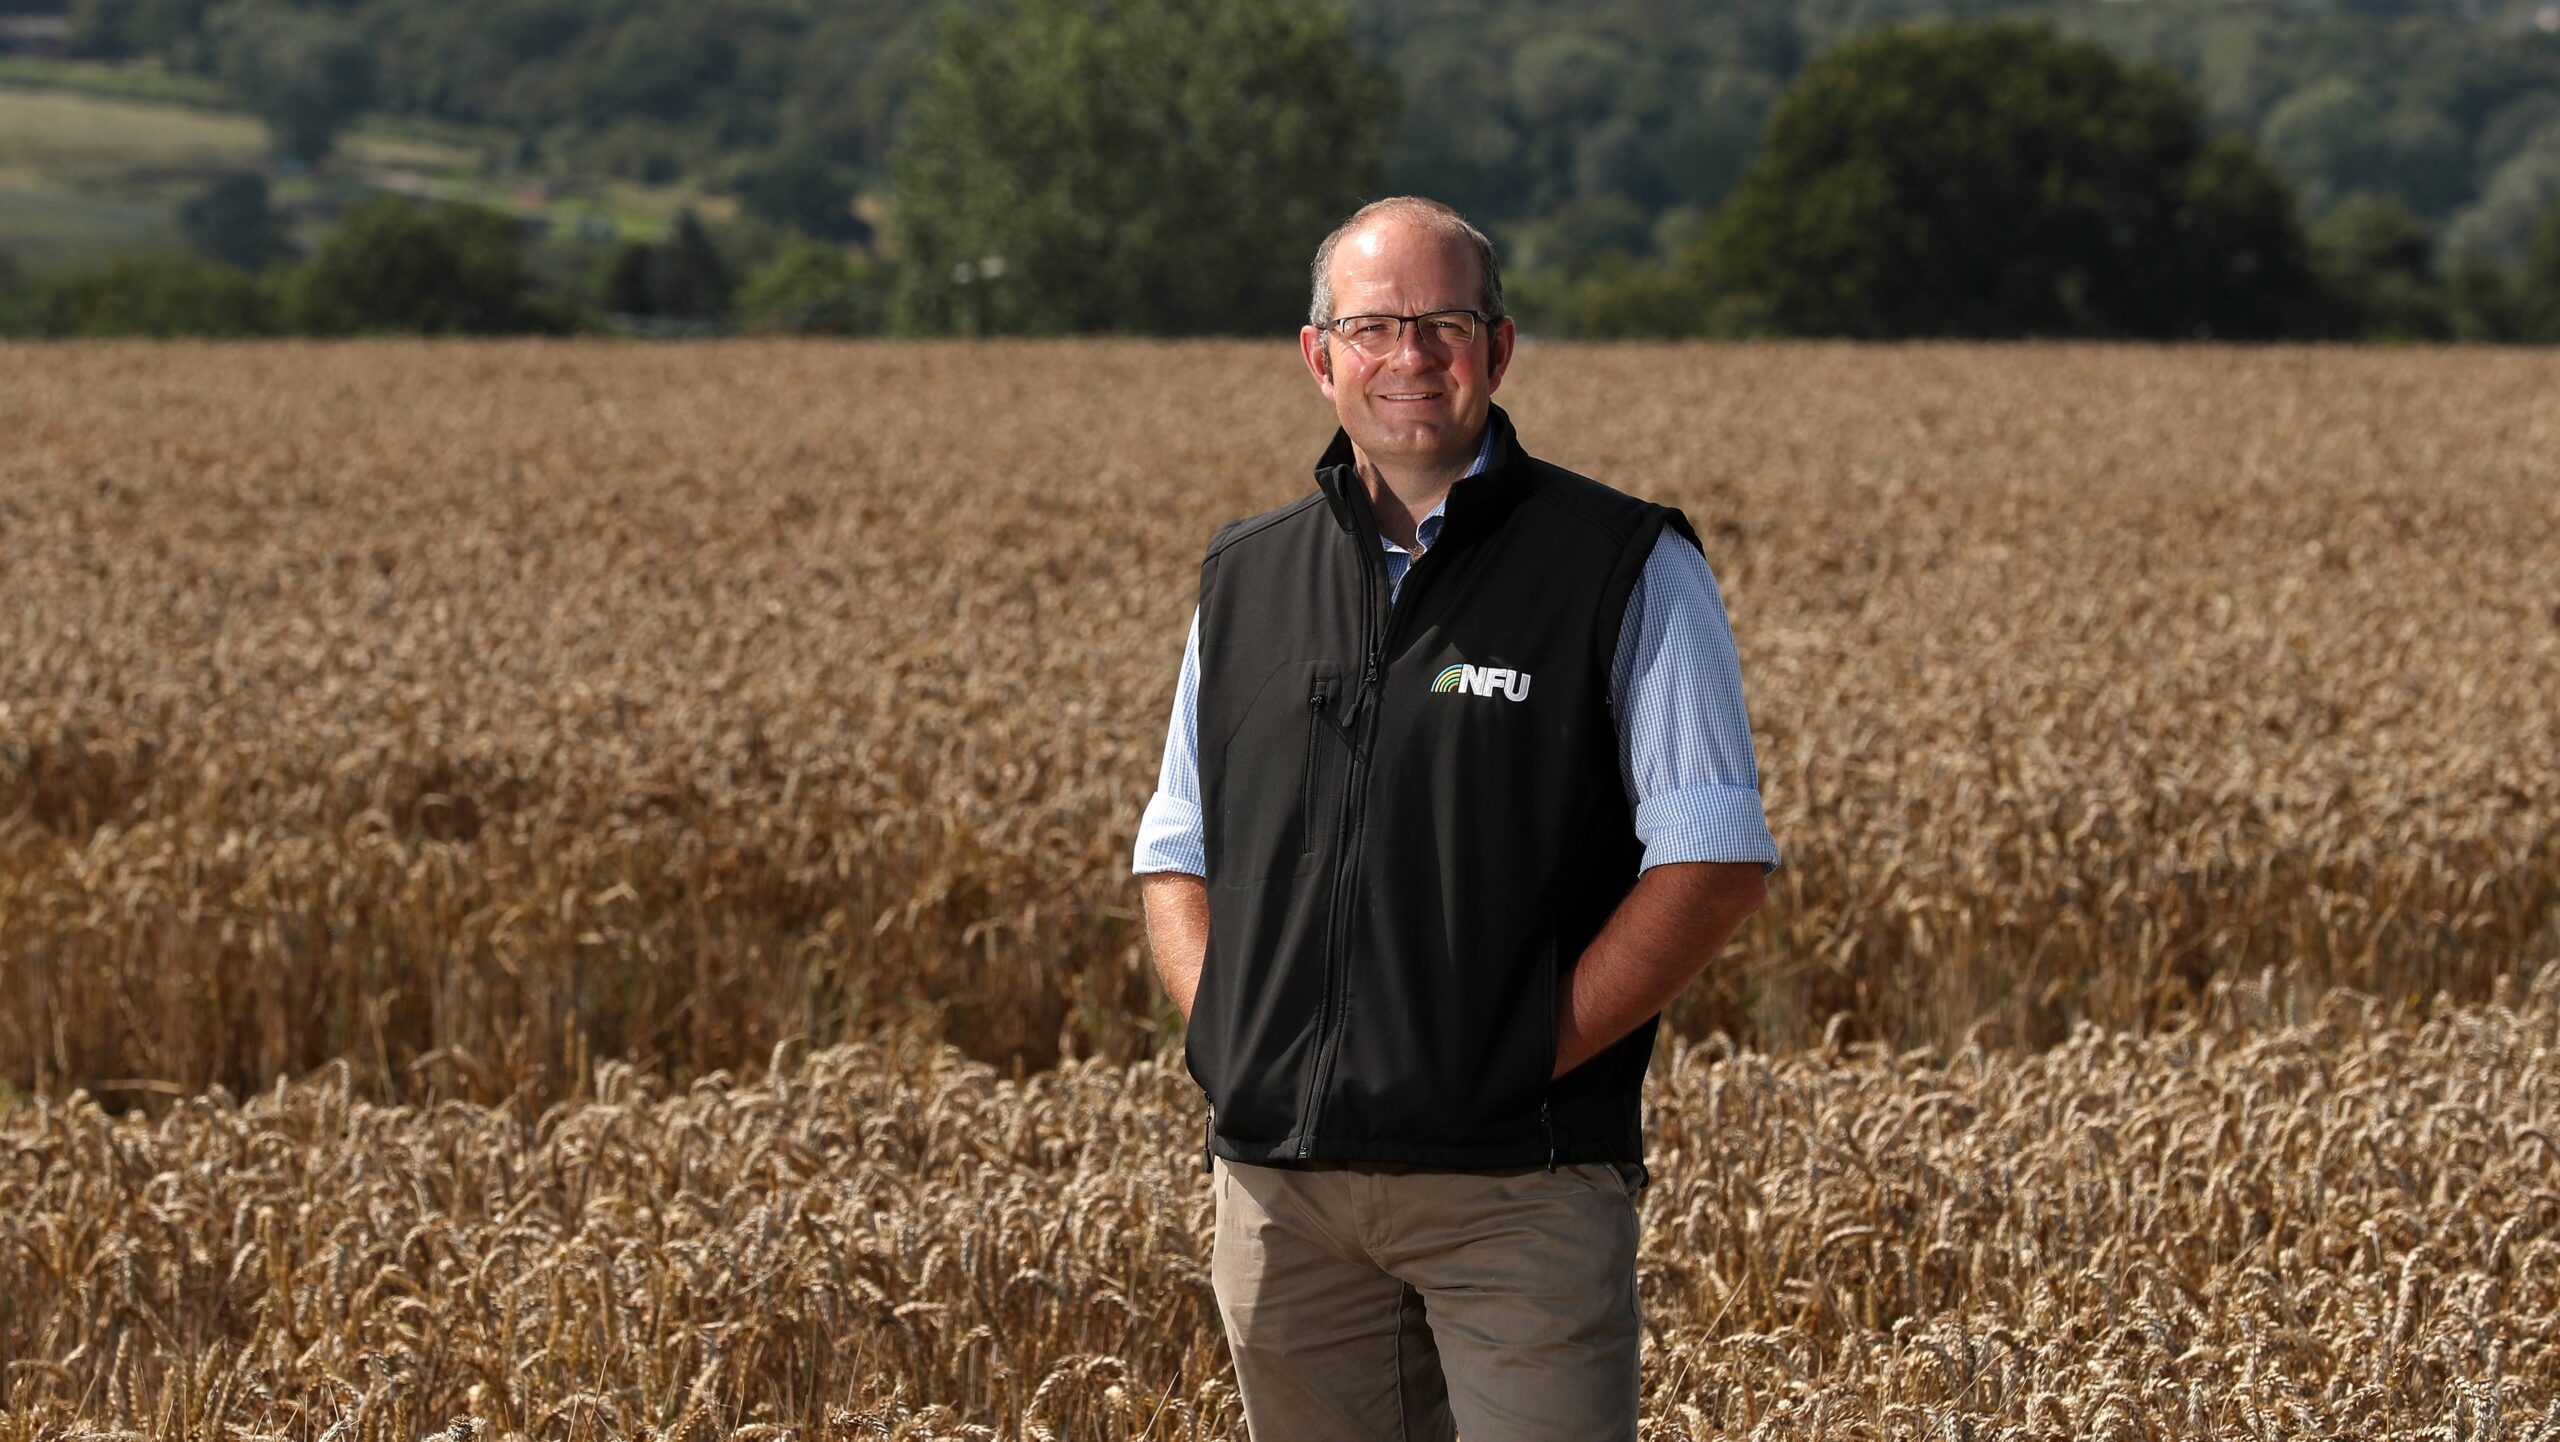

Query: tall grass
[1,340,2555,1105]
[3,965,2553,1436]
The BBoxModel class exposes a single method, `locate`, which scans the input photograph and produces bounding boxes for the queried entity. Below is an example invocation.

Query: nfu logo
[1431,663,1532,702]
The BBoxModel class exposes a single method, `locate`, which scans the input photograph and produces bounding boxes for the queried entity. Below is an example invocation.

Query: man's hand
[1554,861,1766,1077]
[1140,872,1210,1022]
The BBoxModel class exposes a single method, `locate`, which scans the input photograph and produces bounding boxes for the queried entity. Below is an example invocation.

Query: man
[1132,196,1779,1441]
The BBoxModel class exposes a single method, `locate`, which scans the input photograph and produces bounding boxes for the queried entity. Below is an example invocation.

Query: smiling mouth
[1380,392,1443,401]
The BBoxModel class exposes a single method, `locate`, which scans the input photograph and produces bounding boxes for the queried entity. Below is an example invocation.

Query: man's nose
[1389,320,1444,367]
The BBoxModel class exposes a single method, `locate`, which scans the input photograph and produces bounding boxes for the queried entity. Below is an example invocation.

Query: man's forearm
[1553,861,1766,1077]
[1141,872,1210,1022]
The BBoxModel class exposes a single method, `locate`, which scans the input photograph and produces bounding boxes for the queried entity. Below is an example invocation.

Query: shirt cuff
[1131,792,1206,876]
[1633,782,1781,875]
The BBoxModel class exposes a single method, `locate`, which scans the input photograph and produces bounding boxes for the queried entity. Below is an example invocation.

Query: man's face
[1299,219,1515,473]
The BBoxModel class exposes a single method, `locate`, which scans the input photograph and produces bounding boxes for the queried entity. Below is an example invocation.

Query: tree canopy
[15,0,2560,341]
[1702,20,2324,339]
[210,0,376,165]
[280,194,557,334]
[178,171,294,273]
[886,0,1393,335]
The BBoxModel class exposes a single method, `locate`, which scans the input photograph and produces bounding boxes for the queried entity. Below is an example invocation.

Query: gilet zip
[1298,507,1447,1156]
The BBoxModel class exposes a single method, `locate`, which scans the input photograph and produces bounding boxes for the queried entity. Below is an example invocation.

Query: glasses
[1321,308,1494,358]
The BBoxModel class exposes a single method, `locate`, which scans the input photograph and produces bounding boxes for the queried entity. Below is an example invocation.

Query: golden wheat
[2,340,2554,1107]
[3,966,2555,1437]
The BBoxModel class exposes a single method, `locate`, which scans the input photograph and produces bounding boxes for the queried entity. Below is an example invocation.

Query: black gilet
[1187,403,1696,1168]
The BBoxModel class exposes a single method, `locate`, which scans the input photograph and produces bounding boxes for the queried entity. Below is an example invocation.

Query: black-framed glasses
[1320,308,1494,358]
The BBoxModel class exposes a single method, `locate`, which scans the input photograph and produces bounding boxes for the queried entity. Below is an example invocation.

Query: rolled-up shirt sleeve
[1132,607,1207,876]
[1613,530,1782,875]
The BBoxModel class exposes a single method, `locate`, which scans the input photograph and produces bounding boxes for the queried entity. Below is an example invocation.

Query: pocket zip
[1301,691,1327,853]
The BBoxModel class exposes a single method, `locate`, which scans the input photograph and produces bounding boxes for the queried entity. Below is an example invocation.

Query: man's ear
[1487,316,1517,391]
[1299,325,1335,396]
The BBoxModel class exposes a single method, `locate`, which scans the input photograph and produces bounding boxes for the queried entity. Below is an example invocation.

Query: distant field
[2,340,2555,1112]
[0,183,172,268]
[0,53,230,108]
[0,76,705,270]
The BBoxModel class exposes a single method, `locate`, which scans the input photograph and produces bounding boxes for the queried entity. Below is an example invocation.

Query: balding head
[1309,197,1505,328]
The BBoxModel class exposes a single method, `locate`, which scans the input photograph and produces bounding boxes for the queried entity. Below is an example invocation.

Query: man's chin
[1354,417,1474,461]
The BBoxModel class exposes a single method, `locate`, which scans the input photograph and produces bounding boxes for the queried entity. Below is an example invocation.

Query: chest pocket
[1211,659,1350,885]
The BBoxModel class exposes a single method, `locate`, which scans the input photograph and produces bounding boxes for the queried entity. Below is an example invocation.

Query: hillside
[3,0,2558,280]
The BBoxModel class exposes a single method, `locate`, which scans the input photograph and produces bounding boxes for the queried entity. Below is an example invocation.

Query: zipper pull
[1202,1097,1215,1174]
[1542,1099,1556,1173]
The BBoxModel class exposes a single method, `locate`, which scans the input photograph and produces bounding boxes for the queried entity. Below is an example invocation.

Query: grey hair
[1308,196,1505,328]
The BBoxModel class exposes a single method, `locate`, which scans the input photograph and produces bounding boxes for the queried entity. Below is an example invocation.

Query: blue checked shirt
[1134,426,1780,878]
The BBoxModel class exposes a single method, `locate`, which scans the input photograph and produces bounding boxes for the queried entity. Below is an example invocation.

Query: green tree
[731,144,873,245]
[282,195,553,334]
[213,1,378,166]
[2262,80,2386,218]
[593,211,739,326]
[1703,20,2326,339]
[43,255,271,336]
[889,0,1394,335]
[2311,194,2448,339]
[600,240,657,317]
[179,172,294,273]
[2260,80,2465,219]
[650,209,733,322]
[2443,123,2560,269]
[2172,133,2337,340]
[2444,251,2524,341]
[0,249,40,338]
[67,0,212,60]
[2523,203,2560,343]
[736,240,891,334]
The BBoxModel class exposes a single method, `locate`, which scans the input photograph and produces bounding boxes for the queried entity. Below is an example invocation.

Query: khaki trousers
[1209,1155,1646,1442]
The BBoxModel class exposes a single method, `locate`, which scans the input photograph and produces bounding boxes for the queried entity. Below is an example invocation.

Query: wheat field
[3,967,2555,1437]
[2,340,2558,1436]
[2,340,2555,1106]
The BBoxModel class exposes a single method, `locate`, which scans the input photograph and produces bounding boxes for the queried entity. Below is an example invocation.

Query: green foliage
[0,249,39,338]
[597,207,733,324]
[2312,193,2449,339]
[2476,95,2560,176]
[2524,203,2560,342]
[350,0,931,185]
[735,240,890,334]
[42,253,271,335]
[67,0,217,60]
[22,0,2560,342]
[888,0,1393,335]
[648,209,731,321]
[280,194,554,334]
[600,240,653,317]
[1703,20,2326,340]
[2443,249,2525,341]
[178,170,292,272]
[212,0,377,165]
[1508,194,1654,276]
[730,144,871,246]
[1553,255,1741,339]
[2442,120,2560,267]
[2260,80,2466,220]
[2172,134,2336,341]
